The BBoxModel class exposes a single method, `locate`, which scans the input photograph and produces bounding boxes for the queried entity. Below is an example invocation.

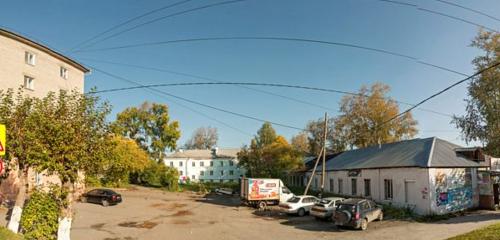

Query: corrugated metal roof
[166,148,239,159]
[315,137,480,171]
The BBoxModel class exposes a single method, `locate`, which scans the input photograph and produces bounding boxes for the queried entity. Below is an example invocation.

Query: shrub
[140,160,179,191]
[20,190,60,240]
[381,204,416,220]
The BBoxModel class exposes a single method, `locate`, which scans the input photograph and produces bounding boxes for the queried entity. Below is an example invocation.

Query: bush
[381,204,416,220]
[140,161,179,191]
[20,190,60,240]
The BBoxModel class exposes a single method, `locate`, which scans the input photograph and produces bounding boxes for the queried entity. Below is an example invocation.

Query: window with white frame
[200,171,204,176]
[24,76,35,90]
[384,179,393,200]
[338,179,343,194]
[210,161,213,167]
[351,178,357,195]
[200,161,204,167]
[220,161,224,167]
[25,51,36,65]
[210,170,213,176]
[179,170,183,176]
[229,160,234,166]
[192,161,195,167]
[220,170,224,176]
[170,161,173,167]
[60,67,68,79]
[192,175,195,180]
[179,161,183,167]
[329,178,334,192]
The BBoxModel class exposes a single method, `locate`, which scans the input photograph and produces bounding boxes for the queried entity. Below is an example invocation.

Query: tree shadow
[193,193,241,208]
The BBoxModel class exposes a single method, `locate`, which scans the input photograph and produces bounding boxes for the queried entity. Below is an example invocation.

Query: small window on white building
[351,179,357,196]
[200,171,204,176]
[60,67,68,79]
[210,170,214,176]
[220,170,224,176]
[329,178,334,192]
[220,161,224,167]
[338,179,343,194]
[170,161,173,167]
[210,161,213,167]
[229,170,234,175]
[192,175,195,180]
[24,76,35,90]
[229,160,234,166]
[179,161,183,167]
[25,51,36,65]
[179,170,183,176]
[364,179,371,197]
[200,161,204,167]
[192,161,195,167]
[384,179,393,200]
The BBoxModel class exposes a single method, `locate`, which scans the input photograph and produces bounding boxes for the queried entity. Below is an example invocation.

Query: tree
[290,132,310,154]
[140,160,179,191]
[184,127,218,149]
[101,136,150,187]
[112,101,181,161]
[238,123,303,178]
[453,30,500,156]
[334,83,418,148]
[306,117,346,154]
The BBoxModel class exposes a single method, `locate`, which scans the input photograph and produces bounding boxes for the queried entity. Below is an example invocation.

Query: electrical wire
[69,0,194,52]
[435,0,500,23]
[418,8,498,33]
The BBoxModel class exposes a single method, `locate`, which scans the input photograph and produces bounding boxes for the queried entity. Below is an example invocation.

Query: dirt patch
[172,219,190,225]
[91,223,106,230]
[166,203,188,211]
[208,220,217,224]
[150,203,167,208]
[104,237,136,240]
[172,210,193,217]
[118,220,158,229]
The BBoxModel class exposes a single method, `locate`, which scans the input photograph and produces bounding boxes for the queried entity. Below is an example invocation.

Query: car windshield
[287,197,301,203]
[337,204,355,212]
[319,199,332,205]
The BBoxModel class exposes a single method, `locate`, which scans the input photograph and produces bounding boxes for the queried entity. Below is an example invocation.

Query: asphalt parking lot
[70,187,500,240]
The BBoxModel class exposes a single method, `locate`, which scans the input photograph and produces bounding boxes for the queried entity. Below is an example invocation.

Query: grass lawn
[0,227,23,240]
[447,222,500,240]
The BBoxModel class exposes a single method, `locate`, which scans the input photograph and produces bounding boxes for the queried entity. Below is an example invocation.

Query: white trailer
[240,178,294,209]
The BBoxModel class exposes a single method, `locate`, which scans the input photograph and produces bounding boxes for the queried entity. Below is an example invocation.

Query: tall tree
[184,127,218,149]
[290,132,310,154]
[112,101,180,161]
[238,123,303,178]
[453,30,500,156]
[306,117,346,154]
[334,83,418,148]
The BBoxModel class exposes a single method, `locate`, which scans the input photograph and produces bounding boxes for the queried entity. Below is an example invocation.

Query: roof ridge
[427,137,437,167]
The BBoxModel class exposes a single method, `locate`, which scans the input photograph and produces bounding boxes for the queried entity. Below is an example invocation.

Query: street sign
[0,124,5,156]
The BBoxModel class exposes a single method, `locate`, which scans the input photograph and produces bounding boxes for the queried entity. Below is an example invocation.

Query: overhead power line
[380,61,500,127]
[81,58,454,118]
[418,7,498,32]
[72,0,249,52]
[436,0,500,23]
[69,0,194,52]
[89,66,306,131]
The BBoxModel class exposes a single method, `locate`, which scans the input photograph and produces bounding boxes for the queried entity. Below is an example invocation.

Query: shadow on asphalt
[193,193,241,207]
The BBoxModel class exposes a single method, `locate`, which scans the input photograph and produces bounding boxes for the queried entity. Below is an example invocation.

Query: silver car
[279,195,319,217]
[310,197,344,220]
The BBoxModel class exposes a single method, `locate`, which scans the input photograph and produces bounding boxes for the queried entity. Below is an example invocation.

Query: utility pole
[303,113,328,197]
[320,112,327,197]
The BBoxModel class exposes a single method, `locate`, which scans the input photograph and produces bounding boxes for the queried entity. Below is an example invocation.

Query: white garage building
[305,137,483,215]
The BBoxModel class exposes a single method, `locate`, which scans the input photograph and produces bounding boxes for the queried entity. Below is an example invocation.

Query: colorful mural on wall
[435,169,473,212]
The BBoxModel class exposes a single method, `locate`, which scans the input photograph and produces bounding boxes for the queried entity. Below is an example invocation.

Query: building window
[220,161,224,167]
[220,170,224,176]
[329,178,334,192]
[170,161,173,167]
[210,161,213,167]
[60,67,68,79]
[351,179,357,196]
[192,161,195,167]
[384,179,393,200]
[364,179,371,197]
[179,161,183,167]
[229,170,234,175]
[25,51,36,65]
[192,175,195,180]
[314,177,318,189]
[24,76,34,90]
[200,171,204,176]
[179,170,183,176]
[210,170,214,176]
[229,160,234,166]
[338,179,343,194]
[200,161,204,167]
[220,179,223,183]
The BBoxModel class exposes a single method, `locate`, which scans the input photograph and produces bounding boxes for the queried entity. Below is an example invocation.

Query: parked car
[279,195,319,216]
[333,198,383,230]
[81,189,122,207]
[310,197,345,220]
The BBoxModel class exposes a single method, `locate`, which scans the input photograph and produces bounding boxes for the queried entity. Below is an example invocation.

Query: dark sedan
[81,189,122,207]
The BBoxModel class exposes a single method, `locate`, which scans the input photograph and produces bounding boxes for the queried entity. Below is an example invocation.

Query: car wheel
[297,208,306,217]
[81,197,87,203]
[258,201,267,210]
[378,212,384,221]
[360,218,368,231]
[102,199,109,207]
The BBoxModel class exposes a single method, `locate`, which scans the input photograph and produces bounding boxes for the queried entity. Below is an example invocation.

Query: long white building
[165,148,245,183]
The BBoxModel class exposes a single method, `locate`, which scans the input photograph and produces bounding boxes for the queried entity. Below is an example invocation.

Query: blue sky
[1,0,499,149]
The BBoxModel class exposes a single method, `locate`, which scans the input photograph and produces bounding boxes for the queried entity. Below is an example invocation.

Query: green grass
[0,227,23,240]
[447,222,500,240]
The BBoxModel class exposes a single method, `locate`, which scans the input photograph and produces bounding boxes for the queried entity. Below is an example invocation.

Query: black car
[81,189,122,207]
[333,198,383,230]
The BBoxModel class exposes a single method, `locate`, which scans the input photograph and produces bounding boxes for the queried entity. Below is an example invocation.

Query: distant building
[297,137,497,215]
[165,148,245,183]
[0,28,89,98]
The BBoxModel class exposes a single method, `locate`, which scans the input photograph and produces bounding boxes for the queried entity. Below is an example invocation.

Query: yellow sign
[0,124,5,156]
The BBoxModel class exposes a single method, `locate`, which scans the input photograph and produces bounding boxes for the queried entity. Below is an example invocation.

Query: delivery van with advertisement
[240,177,294,209]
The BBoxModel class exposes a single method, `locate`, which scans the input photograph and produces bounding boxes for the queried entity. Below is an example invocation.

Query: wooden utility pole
[303,113,328,197]
[320,112,328,196]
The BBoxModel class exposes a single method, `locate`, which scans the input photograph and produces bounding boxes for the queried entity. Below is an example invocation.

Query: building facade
[165,148,245,183]
[297,137,485,215]
[0,28,89,98]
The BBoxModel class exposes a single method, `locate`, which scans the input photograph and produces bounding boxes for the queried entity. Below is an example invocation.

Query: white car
[310,197,344,220]
[279,195,319,216]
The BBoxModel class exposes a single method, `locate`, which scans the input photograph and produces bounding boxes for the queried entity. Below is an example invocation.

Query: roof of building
[166,148,239,159]
[0,28,89,73]
[313,137,481,171]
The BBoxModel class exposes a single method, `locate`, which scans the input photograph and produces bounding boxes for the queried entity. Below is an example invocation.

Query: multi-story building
[165,148,245,183]
[0,28,89,98]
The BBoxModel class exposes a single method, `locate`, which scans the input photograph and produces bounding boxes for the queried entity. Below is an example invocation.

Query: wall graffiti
[435,169,473,212]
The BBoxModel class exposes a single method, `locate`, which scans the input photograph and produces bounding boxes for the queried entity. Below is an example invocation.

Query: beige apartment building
[0,28,89,97]
[0,28,89,202]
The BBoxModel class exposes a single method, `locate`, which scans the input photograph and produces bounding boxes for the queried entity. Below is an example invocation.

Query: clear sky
[1,0,499,149]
